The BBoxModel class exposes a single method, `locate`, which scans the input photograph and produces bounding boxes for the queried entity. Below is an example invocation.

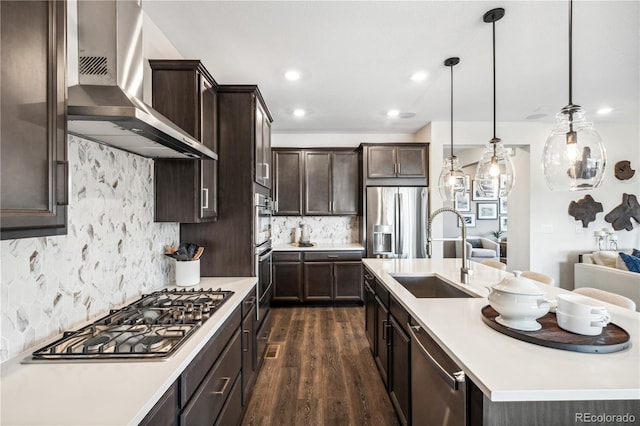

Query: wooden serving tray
[481,305,631,354]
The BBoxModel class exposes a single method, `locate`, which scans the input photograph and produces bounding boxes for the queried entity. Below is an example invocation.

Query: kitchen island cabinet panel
[363,269,377,351]
[1,0,68,240]
[374,295,390,387]
[389,313,410,426]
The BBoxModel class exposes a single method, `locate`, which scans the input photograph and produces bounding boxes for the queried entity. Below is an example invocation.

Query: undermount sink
[390,275,475,298]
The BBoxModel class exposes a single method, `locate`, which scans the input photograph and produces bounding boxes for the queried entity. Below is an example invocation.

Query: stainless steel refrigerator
[366,187,428,258]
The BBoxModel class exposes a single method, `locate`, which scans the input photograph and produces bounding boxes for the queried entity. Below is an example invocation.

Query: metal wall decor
[614,160,635,180]
[604,193,640,231]
[568,195,603,227]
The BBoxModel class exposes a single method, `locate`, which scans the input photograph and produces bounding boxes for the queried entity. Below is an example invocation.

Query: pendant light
[542,0,606,191]
[475,8,515,198]
[438,57,466,203]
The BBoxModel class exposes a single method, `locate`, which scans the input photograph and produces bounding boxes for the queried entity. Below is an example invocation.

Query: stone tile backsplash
[272,216,360,245]
[0,136,179,362]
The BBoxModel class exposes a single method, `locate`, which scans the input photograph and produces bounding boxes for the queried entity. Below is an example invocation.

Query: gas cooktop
[26,288,234,362]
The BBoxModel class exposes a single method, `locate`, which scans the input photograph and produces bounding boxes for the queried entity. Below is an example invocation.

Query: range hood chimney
[67,0,217,160]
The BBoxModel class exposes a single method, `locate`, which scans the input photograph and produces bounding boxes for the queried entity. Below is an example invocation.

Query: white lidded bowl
[486,271,551,331]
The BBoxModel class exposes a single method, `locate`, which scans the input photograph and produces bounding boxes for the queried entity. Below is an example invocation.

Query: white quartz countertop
[273,242,364,251]
[0,277,257,426]
[363,258,640,402]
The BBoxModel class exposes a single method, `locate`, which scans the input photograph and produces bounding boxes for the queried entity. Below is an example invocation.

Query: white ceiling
[143,1,639,134]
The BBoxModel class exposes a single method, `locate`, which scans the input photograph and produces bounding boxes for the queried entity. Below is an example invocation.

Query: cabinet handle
[201,187,209,209]
[382,319,388,340]
[243,329,250,352]
[56,161,69,206]
[327,255,339,259]
[211,377,231,395]
[264,163,269,180]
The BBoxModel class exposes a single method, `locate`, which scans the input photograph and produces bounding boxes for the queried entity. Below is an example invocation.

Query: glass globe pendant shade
[542,106,606,191]
[438,156,466,203]
[475,139,515,197]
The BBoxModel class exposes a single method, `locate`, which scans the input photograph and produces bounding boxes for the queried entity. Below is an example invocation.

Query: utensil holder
[175,259,200,287]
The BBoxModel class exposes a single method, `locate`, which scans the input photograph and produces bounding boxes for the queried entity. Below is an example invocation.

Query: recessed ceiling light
[597,107,613,115]
[410,72,428,82]
[284,70,301,81]
[387,109,400,118]
[293,108,306,117]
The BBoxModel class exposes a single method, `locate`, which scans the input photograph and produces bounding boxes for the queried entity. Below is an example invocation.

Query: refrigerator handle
[393,193,400,257]
[396,192,403,256]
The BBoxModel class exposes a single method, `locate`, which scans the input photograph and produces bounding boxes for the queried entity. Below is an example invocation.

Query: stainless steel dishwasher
[408,322,467,426]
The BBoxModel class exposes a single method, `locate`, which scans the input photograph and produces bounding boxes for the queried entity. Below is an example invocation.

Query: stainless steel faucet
[427,207,471,285]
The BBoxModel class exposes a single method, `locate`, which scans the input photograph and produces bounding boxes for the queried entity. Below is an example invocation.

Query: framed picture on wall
[477,203,498,220]
[458,213,476,228]
[499,216,508,231]
[499,197,508,214]
[472,179,498,201]
[454,191,470,212]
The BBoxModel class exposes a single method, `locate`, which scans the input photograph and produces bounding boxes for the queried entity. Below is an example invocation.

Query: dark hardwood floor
[242,306,399,426]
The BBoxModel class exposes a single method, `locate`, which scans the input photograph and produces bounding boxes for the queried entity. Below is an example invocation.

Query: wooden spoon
[165,245,177,254]
[192,246,204,260]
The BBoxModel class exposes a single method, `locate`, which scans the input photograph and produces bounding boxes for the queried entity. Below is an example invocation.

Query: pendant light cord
[568,0,573,106]
[492,20,497,141]
[450,63,454,160]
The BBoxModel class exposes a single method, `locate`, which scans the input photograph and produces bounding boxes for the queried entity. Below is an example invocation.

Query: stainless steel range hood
[67,0,217,160]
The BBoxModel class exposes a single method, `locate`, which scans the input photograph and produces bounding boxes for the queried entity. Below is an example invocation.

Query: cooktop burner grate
[28,288,234,362]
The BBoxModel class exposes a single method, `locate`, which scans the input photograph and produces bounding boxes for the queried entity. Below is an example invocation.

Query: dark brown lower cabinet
[139,307,243,426]
[365,266,413,425]
[303,262,334,301]
[241,300,257,404]
[272,250,363,303]
[374,294,389,387]
[389,315,410,426]
[363,271,376,352]
[272,258,304,301]
[138,381,179,426]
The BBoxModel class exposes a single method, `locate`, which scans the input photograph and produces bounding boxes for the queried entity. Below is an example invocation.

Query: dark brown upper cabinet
[305,150,358,216]
[1,0,68,240]
[150,60,218,223]
[272,148,359,216]
[362,143,429,186]
[272,150,304,216]
[255,103,272,189]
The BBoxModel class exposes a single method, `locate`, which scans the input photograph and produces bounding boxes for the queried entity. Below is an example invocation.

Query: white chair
[521,271,555,286]
[572,287,637,311]
[455,237,500,263]
[480,259,507,271]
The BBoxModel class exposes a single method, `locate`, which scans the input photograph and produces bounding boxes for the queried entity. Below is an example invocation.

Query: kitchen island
[0,277,256,426]
[363,258,639,424]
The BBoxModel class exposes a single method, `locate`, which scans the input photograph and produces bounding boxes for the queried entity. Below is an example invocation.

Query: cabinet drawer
[180,328,242,425]
[273,251,302,262]
[214,374,243,426]
[303,251,363,261]
[180,307,241,407]
[374,279,389,306]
